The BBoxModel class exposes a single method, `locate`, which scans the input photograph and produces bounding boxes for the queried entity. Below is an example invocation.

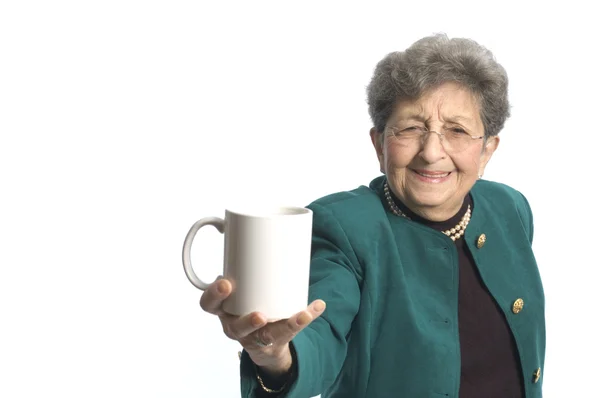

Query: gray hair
[367,34,510,139]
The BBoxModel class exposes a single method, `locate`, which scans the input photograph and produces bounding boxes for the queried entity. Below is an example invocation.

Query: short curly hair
[367,34,510,139]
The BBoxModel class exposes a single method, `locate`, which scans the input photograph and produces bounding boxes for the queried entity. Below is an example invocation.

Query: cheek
[384,143,417,168]
[452,148,483,175]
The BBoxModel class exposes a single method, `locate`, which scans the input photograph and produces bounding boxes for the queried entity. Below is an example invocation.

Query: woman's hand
[199,278,326,376]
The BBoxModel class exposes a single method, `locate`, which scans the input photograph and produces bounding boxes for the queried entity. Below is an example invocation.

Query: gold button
[476,234,486,249]
[512,298,524,314]
[533,367,541,383]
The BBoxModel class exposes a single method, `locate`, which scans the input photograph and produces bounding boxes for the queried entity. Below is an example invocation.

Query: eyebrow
[398,114,474,124]
[444,115,473,124]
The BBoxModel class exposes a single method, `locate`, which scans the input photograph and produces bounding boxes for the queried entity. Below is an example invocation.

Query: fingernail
[296,312,311,326]
[251,315,264,327]
[217,281,227,294]
[313,300,326,312]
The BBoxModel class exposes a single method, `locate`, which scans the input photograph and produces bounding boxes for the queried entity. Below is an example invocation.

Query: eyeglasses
[385,125,484,152]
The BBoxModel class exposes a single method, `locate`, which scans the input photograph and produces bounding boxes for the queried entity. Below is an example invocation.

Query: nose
[419,130,446,163]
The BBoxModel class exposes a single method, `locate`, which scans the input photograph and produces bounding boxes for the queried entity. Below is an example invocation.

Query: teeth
[417,171,450,178]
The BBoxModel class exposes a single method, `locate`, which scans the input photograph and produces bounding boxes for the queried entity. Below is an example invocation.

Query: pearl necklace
[383,181,471,241]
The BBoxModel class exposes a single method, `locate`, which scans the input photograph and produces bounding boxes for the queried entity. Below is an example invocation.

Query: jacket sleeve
[517,192,534,245]
[240,202,363,397]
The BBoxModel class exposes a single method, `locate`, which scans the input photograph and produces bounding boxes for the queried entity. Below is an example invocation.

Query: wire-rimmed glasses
[385,125,484,152]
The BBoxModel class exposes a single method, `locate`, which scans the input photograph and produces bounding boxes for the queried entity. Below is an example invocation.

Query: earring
[478,174,483,180]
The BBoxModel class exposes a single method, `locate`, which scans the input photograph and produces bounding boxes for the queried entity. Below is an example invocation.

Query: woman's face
[370,82,499,221]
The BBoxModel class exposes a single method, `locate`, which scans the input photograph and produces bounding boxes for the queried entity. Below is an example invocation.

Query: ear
[370,127,385,173]
[479,135,500,176]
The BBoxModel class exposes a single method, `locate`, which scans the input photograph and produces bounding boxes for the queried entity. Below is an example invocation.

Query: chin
[404,185,454,207]
[409,195,450,209]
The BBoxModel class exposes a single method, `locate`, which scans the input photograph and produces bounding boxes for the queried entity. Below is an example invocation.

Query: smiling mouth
[412,170,452,178]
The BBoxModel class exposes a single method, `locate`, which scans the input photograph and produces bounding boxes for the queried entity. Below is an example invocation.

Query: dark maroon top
[392,193,525,397]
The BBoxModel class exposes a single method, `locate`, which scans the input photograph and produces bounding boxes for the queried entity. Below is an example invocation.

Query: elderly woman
[200,34,546,397]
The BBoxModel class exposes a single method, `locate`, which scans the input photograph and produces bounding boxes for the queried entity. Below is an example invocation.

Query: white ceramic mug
[182,206,313,321]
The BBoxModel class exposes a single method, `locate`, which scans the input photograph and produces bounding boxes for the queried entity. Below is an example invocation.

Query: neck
[383,181,472,241]
[409,202,464,222]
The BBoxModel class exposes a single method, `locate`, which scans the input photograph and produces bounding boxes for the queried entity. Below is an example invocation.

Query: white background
[1,1,598,397]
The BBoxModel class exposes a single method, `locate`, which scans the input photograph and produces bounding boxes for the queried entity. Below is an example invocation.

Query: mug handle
[182,217,225,290]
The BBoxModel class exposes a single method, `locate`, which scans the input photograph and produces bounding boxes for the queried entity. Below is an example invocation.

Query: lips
[410,169,453,183]
[415,171,451,178]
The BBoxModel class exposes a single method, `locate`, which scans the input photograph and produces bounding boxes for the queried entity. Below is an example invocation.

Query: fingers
[220,312,267,341]
[199,279,232,315]
[246,300,327,348]
[287,299,327,335]
[201,286,327,358]
[295,299,327,328]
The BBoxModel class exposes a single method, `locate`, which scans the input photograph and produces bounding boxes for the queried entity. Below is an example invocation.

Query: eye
[401,126,426,134]
[387,125,425,139]
[448,127,468,135]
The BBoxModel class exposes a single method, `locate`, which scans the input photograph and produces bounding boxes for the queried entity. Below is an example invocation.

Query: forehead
[390,82,481,124]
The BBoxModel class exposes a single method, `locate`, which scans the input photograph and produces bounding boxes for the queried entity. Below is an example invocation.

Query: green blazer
[241,176,546,397]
